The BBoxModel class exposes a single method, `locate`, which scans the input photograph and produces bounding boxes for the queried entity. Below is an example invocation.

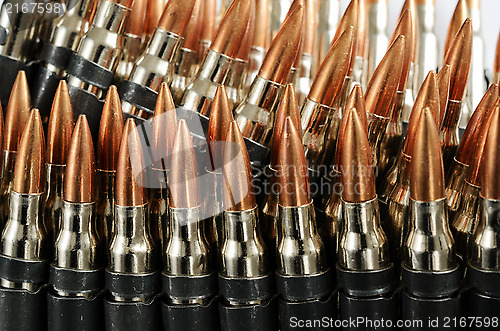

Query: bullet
[301,27,354,171]
[234,2,304,147]
[443,0,468,60]
[245,0,271,92]
[441,19,472,170]
[366,0,389,80]
[381,71,440,262]
[44,81,75,247]
[0,109,47,291]
[150,83,177,258]
[315,0,340,76]
[330,0,358,82]
[220,121,273,310]
[164,120,214,305]
[52,114,101,297]
[31,0,95,117]
[377,9,414,182]
[404,107,456,273]
[262,84,302,266]
[198,0,216,56]
[205,85,233,264]
[452,103,497,259]
[180,0,254,116]
[364,34,405,168]
[338,107,390,271]
[114,0,147,82]
[96,86,124,248]
[169,0,203,104]
[0,71,31,227]
[145,0,166,42]
[119,0,196,117]
[445,84,499,217]
[108,118,157,303]
[465,0,486,121]
[322,87,368,266]
[469,103,500,271]
[66,0,132,98]
[224,4,256,108]
[294,0,316,105]
[416,0,438,89]
[275,116,330,300]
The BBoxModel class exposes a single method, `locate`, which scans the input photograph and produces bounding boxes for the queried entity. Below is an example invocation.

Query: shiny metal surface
[339,197,390,271]
[350,56,367,91]
[277,203,327,276]
[245,46,266,93]
[416,3,438,88]
[170,48,200,104]
[451,182,480,258]
[96,170,115,246]
[234,76,284,147]
[295,53,313,106]
[404,198,456,271]
[402,63,417,122]
[441,100,462,170]
[225,59,247,107]
[301,98,338,168]
[367,2,389,79]
[114,34,144,83]
[445,158,468,214]
[66,0,129,95]
[181,50,235,115]
[44,164,65,245]
[109,204,156,274]
[0,191,46,290]
[50,0,93,51]
[0,1,38,60]
[366,111,390,167]
[165,206,211,276]
[0,150,16,226]
[470,198,500,270]
[221,207,268,278]
[466,7,485,123]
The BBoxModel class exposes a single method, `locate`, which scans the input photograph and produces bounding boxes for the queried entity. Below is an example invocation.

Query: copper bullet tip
[64,115,96,203]
[436,64,451,126]
[169,120,200,208]
[443,18,472,102]
[152,83,178,170]
[357,0,368,57]
[125,0,146,36]
[236,2,256,61]
[200,0,216,42]
[400,0,418,63]
[4,70,31,152]
[182,0,203,51]
[46,80,74,166]
[276,117,310,207]
[340,108,376,203]
[456,84,500,165]
[271,84,302,168]
[116,119,147,207]
[158,0,196,36]
[13,109,45,195]
[146,0,165,36]
[308,26,354,107]
[210,0,255,58]
[252,0,270,49]
[97,86,124,172]
[481,104,500,200]
[345,84,368,130]
[389,9,413,91]
[207,85,234,172]
[258,2,305,84]
[494,31,500,84]
[365,35,406,117]
[466,105,498,187]
[410,107,445,202]
[403,70,440,156]
[302,0,316,55]
[443,0,468,59]
[332,0,358,44]
[223,121,256,211]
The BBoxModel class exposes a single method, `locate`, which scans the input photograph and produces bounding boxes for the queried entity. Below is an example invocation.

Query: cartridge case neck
[54,201,100,270]
[470,198,500,270]
[405,198,456,271]
[221,207,268,278]
[145,28,182,61]
[197,50,234,84]
[277,203,327,276]
[109,204,156,274]
[340,198,390,271]
[92,0,130,33]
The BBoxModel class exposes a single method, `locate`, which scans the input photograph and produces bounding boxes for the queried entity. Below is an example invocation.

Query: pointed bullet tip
[4,70,31,152]
[97,86,124,171]
[158,0,197,36]
[152,83,177,169]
